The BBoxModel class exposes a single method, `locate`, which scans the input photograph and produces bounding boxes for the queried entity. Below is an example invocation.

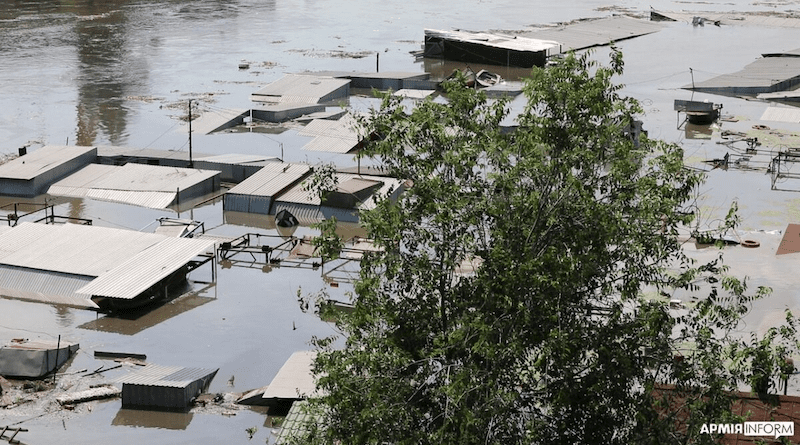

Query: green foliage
[295,49,800,445]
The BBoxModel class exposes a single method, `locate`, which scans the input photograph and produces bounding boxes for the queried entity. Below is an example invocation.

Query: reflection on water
[53,304,74,328]
[113,408,193,430]
[79,287,216,336]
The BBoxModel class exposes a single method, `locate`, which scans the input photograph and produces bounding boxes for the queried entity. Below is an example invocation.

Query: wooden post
[53,334,61,384]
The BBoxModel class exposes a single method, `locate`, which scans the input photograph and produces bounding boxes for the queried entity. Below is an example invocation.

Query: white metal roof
[263,351,318,400]
[48,163,220,209]
[0,145,96,180]
[227,163,311,197]
[297,113,361,153]
[77,236,216,300]
[251,74,350,104]
[425,29,560,53]
[0,222,168,277]
[116,364,218,388]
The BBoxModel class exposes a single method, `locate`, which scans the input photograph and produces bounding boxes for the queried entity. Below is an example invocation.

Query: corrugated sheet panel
[0,145,96,180]
[271,203,324,225]
[263,351,317,400]
[0,222,168,277]
[276,173,401,207]
[0,264,97,309]
[523,16,663,52]
[761,106,800,123]
[77,237,217,300]
[85,189,176,209]
[251,75,350,104]
[226,163,310,197]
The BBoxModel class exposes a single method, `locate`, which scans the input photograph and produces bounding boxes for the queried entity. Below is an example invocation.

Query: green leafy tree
[291,49,800,445]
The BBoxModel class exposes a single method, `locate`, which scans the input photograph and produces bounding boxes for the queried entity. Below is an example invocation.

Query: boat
[0,338,79,378]
[475,70,502,88]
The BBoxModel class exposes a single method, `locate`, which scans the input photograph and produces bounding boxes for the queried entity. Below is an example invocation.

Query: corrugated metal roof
[393,89,436,99]
[46,164,117,197]
[77,237,217,300]
[523,16,663,53]
[191,107,248,135]
[689,57,800,92]
[275,173,402,208]
[48,163,220,209]
[0,145,96,180]
[297,113,361,153]
[227,163,311,198]
[85,189,176,209]
[0,222,168,277]
[652,10,800,28]
[761,106,800,123]
[263,351,318,400]
[425,29,560,53]
[117,364,218,388]
[0,264,97,309]
[251,75,350,104]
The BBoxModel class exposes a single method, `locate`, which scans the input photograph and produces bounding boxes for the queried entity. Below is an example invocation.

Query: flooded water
[3,0,800,443]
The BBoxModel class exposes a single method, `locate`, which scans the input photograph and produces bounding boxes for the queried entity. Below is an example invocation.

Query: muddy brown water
[4,0,800,443]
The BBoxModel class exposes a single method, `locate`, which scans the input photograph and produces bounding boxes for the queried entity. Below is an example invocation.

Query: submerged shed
[116,364,218,410]
[0,145,97,197]
[48,163,220,209]
[223,163,311,214]
[0,339,79,378]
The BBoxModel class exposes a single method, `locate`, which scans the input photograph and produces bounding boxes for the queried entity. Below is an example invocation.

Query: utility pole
[188,99,194,168]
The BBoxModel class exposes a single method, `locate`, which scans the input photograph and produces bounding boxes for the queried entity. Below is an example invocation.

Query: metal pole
[376,52,379,73]
[188,99,193,168]
[690,68,695,89]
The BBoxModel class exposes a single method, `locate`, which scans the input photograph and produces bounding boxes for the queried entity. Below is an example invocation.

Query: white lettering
[744,422,794,438]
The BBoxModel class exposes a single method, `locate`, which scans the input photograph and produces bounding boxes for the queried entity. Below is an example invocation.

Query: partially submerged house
[0,145,97,197]
[47,163,221,209]
[0,222,217,310]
